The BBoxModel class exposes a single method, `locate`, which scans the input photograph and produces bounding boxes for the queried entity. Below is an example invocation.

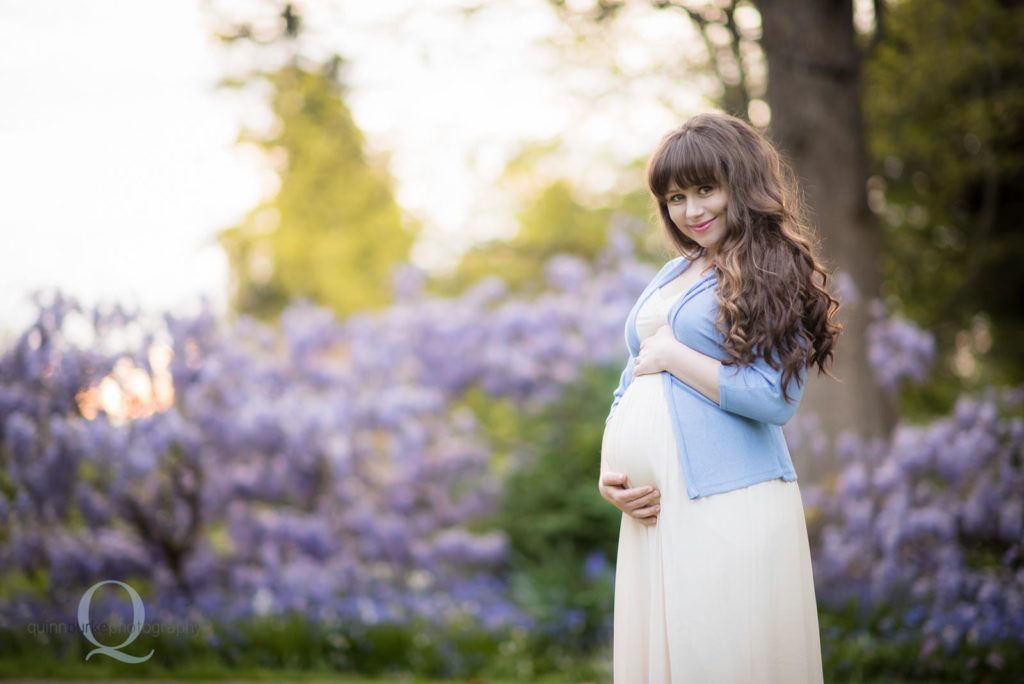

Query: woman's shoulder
[643,256,683,284]
[657,255,687,274]
[640,255,691,292]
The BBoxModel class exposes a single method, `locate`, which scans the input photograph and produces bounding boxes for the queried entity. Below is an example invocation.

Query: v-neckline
[658,259,714,301]
[656,284,686,302]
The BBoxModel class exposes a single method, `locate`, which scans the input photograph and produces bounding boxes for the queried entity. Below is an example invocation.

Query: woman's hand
[634,324,678,376]
[598,471,661,526]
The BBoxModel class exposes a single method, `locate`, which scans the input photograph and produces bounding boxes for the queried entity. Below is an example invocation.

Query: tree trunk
[757,0,895,480]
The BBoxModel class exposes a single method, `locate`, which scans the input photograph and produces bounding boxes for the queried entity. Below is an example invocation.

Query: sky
[0,0,706,341]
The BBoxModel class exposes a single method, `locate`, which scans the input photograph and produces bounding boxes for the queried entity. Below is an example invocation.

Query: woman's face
[664,182,729,256]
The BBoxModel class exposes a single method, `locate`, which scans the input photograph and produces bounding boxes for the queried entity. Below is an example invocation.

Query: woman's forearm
[663,341,722,406]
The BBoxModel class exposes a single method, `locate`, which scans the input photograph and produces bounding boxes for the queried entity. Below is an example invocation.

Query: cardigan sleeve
[605,354,635,425]
[716,349,808,426]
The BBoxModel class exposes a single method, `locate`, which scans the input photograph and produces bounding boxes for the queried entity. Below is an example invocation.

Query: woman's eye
[668,193,683,202]
[699,185,714,194]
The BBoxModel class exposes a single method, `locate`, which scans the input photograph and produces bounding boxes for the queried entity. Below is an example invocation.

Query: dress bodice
[635,286,684,341]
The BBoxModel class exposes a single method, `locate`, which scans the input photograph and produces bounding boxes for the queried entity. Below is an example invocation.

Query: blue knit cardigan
[606,255,807,499]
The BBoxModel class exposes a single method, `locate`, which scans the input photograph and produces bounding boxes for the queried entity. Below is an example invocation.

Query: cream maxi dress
[600,278,824,683]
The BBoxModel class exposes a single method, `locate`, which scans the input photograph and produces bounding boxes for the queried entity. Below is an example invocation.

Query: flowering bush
[802,361,1024,675]
[0,227,649,665]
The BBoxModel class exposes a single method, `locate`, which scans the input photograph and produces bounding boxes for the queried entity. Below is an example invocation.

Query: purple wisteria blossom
[804,386,1024,666]
[866,298,937,393]
[0,235,653,642]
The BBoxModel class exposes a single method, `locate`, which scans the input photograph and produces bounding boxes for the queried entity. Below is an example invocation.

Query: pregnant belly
[601,374,674,490]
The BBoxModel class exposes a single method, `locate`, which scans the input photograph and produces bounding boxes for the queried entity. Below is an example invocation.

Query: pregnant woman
[598,112,843,682]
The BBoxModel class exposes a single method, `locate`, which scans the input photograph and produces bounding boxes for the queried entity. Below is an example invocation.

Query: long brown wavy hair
[647,112,842,401]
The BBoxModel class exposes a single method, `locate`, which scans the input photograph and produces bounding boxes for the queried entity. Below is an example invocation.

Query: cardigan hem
[685,468,798,500]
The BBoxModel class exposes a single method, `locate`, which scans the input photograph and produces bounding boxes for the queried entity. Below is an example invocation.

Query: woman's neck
[691,250,715,275]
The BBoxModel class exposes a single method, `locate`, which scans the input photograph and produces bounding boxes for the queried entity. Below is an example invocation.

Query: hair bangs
[648,130,727,200]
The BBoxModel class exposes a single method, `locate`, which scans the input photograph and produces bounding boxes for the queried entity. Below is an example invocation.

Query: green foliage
[219,60,417,321]
[7,607,1020,682]
[818,602,1024,683]
[863,0,1024,410]
[473,365,623,655]
[448,180,610,293]
[0,614,606,681]
[434,143,657,297]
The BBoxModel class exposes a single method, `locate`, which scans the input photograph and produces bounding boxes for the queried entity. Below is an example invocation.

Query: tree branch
[651,0,751,116]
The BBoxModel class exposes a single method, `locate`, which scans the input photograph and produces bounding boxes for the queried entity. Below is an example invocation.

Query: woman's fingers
[601,471,628,487]
[622,486,660,506]
[598,472,661,521]
[631,503,661,520]
[598,472,627,501]
[619,485,647,501]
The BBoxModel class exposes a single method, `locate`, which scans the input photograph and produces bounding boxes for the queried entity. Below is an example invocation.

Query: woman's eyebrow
[667,182,715,193]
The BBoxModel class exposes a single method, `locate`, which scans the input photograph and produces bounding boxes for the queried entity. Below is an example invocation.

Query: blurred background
[1,0,1022,681]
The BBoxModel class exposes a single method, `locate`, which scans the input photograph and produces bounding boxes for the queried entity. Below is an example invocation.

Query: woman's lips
[690,217,715,232]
